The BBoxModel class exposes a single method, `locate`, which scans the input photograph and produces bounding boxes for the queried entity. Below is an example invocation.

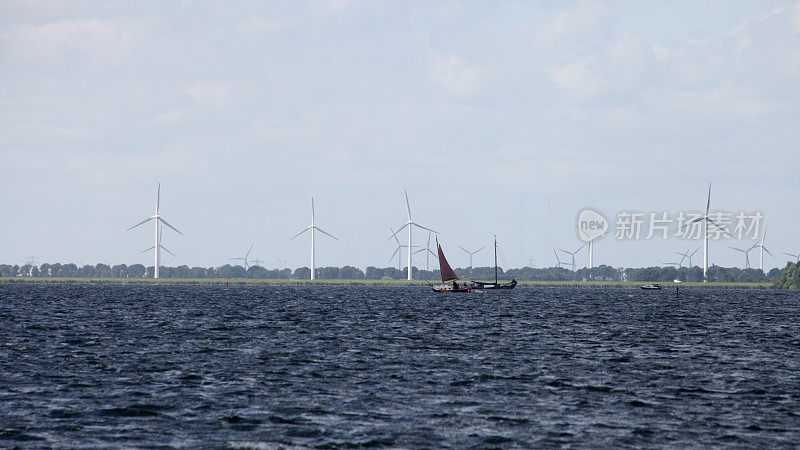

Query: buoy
[675,287,679,298]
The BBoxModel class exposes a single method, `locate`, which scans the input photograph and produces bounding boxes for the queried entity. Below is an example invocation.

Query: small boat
[469,235,517,290]
[640,283,662,290]
[432,239,471,293]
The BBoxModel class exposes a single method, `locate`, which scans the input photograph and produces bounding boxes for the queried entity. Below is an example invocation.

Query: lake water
[1,283,799,447]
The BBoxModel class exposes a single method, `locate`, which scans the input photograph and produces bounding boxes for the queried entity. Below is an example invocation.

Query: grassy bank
[0,277,772,289]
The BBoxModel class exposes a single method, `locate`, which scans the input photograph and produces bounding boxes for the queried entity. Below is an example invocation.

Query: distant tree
[293,267,311,279]
[338,266,364,279]
[365,266,382,279]
[773,262,800,289]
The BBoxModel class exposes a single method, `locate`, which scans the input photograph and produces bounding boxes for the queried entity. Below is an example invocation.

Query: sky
[1,0,799,271]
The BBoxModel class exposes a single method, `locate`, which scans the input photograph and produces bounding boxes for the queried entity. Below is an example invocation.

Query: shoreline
[0,277,773,289]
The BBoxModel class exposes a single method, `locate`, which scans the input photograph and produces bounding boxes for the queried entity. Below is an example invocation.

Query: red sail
[437,244,459,282]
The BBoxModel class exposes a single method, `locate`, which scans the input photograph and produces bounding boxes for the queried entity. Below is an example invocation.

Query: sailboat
[469,235,517,290]
[431,238,470,293]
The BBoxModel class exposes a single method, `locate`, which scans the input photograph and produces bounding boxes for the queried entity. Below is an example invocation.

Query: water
[1,283,799,447]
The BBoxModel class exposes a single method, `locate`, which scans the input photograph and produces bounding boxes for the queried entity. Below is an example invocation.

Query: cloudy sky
[2,1,799,271]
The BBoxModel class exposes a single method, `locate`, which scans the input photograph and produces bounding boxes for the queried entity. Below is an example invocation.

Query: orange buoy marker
[675,287,679,298]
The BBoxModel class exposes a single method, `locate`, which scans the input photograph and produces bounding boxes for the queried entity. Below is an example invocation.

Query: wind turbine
[423,230,438,271]
[729,244,757,269]
[387,190,437,281]
[251,258,264,267]
[230,243,255,269]
[127,183,183,279]
[558,244,586,272]
[782,251,800,263]
[552,248,570,269]
[289,197,338,280]
[676,245,702,268]
[679,182,731,281]
[587,232,608,271]
[388,226,420,270]
[752,226,774,272]
[142,223,175,259]
[458,245,485,276]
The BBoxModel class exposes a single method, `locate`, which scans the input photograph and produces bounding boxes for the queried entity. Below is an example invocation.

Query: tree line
[0,262,782,282]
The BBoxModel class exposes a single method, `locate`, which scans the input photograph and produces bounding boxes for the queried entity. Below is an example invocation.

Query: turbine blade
[160,245,175,257]
[311,197,315,224]
[707,219,733,238]
[413,248,426,255]
[157,183,160,214]
[411,222,437,234]
[428,249,438,259]
[706,182,711,215]
[389,247,400,262]
[389,226,401,245]
[405,190,411,220]
[475,246,486,254]
[141,246,155,253]
[246,243,254,258]
[458,245,468,253]
[158,217,183,235]
[314,226,339,240]
[729,247,744,252]
[289,226,312,241]
[386,223,409,242]
[127,216,155,231]
[763,247,775,258]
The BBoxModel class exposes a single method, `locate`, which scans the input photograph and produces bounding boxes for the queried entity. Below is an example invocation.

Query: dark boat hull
[469,279,517,290]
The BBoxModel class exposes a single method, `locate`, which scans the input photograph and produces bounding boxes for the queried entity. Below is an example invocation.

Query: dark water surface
[1,284,799,448]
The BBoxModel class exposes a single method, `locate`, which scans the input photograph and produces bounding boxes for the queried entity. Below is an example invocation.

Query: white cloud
[0,19,135,62]
[426,53,484,97]
[184,81,232,106]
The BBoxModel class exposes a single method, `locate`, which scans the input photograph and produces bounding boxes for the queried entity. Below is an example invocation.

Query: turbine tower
[679,182,731,281]
[289,197,338,280]
[458,245,485,276]
[127,183,183,279]
[387,191,437,280]
[230,243,255,269]
[587,232,608,271]
[752,226,774,272]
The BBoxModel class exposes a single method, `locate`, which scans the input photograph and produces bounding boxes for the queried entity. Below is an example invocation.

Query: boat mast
[494,235,498,284]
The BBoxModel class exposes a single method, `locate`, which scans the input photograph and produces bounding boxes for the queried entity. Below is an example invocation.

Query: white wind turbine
[552,248,570,269]
[142,223,175,260]
[230,243,255,269]
[423,230,438,271]
[289,197,338,280]
[782,251,800,263]
[676,245,702,268]
[679,182,731,281]
[127,183,183,279]
[558,244,586,272]
[752,226,774,272]
[458,245,485,276]
[729,244,757,269]
[388,226,421,270]
[387,191,437,280]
